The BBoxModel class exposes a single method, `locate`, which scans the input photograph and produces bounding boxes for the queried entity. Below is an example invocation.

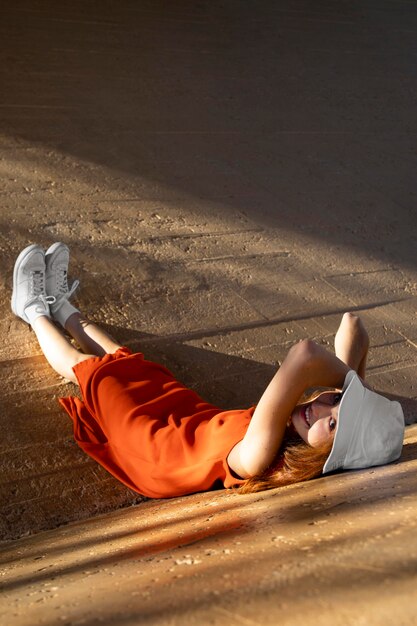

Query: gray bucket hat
[322,370,405,474]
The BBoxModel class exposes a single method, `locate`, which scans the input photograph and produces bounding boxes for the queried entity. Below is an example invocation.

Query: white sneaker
[45,242,79,303]
[45,242,79,326]
[11,244,53,324]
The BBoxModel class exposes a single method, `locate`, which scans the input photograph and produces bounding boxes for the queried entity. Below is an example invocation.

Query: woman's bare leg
[64,312,122,356]
[32,316,94,383]
[32,312,122,383]
[334,312,369,379]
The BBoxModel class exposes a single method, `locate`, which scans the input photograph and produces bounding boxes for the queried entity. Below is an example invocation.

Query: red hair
[238,435,333,494]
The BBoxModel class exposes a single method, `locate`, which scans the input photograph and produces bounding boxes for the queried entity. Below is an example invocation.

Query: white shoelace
[56,268,69,295]
[30,270,46,297]
[55,267,79,299]
[29,270,57,305]
[66,278,79,300]
[25,293,56,310]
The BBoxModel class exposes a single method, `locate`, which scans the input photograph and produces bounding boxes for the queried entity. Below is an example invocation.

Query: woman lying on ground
[11,243,404,498]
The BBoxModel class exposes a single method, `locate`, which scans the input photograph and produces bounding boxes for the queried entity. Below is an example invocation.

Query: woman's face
[291,392,341,447]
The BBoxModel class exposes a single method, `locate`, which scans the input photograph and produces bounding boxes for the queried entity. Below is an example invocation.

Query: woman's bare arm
[228,340,350,478]
[334,312,369,379]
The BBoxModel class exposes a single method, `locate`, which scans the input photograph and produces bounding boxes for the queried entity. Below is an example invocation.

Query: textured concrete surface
[0,0,416,623]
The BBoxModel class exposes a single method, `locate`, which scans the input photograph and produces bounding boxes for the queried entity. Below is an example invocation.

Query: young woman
[11,243,405,498]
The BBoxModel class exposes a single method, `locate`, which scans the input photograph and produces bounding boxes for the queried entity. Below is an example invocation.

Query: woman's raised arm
[227,340,350,478]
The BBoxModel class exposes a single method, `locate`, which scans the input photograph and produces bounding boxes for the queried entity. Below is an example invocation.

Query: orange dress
[59,348,254,498]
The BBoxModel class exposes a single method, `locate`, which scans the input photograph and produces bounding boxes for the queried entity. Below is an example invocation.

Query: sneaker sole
[11,243,44,317]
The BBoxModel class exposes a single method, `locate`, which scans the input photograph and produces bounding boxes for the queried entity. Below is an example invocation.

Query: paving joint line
[395,330,417,351]
[185,251,290,263]
[324,267,398,278]
[367,362,417,375]
[141,227,265,242]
